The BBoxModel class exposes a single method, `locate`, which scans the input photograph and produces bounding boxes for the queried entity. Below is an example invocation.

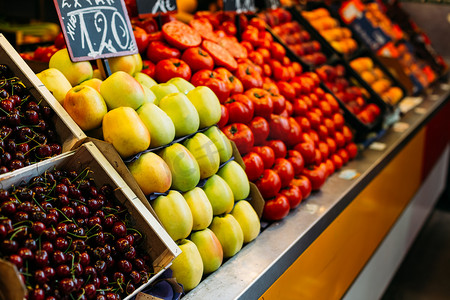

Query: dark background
[0,0,59,23]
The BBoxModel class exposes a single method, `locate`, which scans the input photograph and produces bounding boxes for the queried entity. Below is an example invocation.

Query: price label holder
[136,0,178,29]
[223,0,256,14]
[53,0,138,77]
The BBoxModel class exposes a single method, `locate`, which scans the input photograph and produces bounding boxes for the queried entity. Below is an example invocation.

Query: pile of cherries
[0,167,153,299]
[0,64,62,174]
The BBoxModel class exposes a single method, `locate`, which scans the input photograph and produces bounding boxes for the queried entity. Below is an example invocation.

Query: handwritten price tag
[136,0,177,16]
[53,0,137,61]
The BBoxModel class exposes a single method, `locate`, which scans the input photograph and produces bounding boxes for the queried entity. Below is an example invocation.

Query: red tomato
[181,47,214,73]
[245,88,274,119]
[191,70,230,103]
[272,158,295,188]
[306,111,322,130]
[287,117,302,147]
[285,101,293,116]
[54,32,66,49]
[249,51,264,66]
[292,99,308,117]
[270,93,287,115]
[326,137,337,155]
[147,31,163,42]
[141,60,155,78]
[215,68,244,95]
[262,194,290,221]
[136,17,159,34]
[189,18,219,43]
[146,41,180,64]
[219,37,248,59]
[291,175,312,199]
[342,125,354,144]
[334,131,346,149]
[331,153,344,170]
[323,118,336,136]
[317,124,329,141]
[280,184,303,209]
[333,113,345,131]
[225,94,254,124]
[318,141,330,161]
[243,152,264,181]
[162,20,202,50]
[337,148,349,164]
[256,169,282,199]
[266,140,287,159]
[202,40,238,71]
[346,142,358,159]
[294,142,315,165]
[154,58,191,83]
[325,158,335,177]
[287,150,304,175]
[217,104,229,129]
[240,41,254,53]
[223,123,254,155]
[133,26,150,53]
[276,81,296,101]
[295,116,311,133]
[252,146,275,169]
[301,165,326,191]
[249,117,270,146]
[268,114,290,142]
[235,63,264,90]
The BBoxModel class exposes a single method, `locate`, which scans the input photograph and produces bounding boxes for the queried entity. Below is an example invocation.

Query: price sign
[223,0,256,13]
[264,0,280,10]
[53,0,137,62]
[136,0,177,17]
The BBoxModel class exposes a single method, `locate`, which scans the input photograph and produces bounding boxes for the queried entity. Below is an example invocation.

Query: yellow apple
[137,103,175,148]
[49,48,93,86]
[100,71,145,110]
[171,239,203,292]
[202,175,234,215]
[99,54,136,76]
[209,214,244,258]
[168,77,195,94]
[36,68,72,105]
[150,83,179,105]
[231,200,260,243]
[183,132,220,179]
[183,187,213,231]
[190,228,223,274]
[204,126,233,163]
[142,85,157,105]
[127,152,172,195]
[158,92,200,138]
[186,86,221,128]
[217,161,250,201]
[102,107,150,157]
[63,85,107,131]
[80,78,102,93]
[158,143,200,192]
[134,72,157,88]
[92,69,104,80]
[152,191,193,241]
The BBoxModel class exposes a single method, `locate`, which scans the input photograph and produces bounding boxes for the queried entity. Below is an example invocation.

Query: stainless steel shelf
[184,80,450,300]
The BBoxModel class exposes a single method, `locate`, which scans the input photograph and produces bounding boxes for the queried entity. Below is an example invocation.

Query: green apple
[63,85,107,131]
[102,107,150,158]
[190,228,223,274]
[158,143,200,192]
[49,48,93,86]
[133,53,143,74]
[134,72,157,88]
[36,68,72,105]
[168,77,195,94]
[171,239,203,292]
[100,71,145,110]
[231,200,260,243]
[150,83,179,106]
[202,175,234,215]
[204,126,233,163]
[183,133,220,179]
[137,103,175,148]
[186,86,221,128]
[158,92,200,138]
[209,214,244,258]
[217,161,250,201]
[80,78,102,93]
[183,187,213,231]
[152,191,193,241]
[127,152,172,195]
[142,85,157,105]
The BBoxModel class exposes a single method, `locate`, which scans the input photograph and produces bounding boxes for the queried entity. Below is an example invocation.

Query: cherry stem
[9,225,28,240]
[67,232,87,239]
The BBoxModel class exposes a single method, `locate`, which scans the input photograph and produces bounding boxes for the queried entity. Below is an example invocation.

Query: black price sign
[136,0,177,16]
[223,0,256,13]
[265,0,280,9]
[53,0,137,62]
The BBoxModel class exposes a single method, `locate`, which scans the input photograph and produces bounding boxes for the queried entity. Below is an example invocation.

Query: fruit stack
[350,57,404,106]
[315,64,383,126]
[259,8,329,67]
[150,13,358,222]
[301,7,358,56]
[0,142,179,300]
